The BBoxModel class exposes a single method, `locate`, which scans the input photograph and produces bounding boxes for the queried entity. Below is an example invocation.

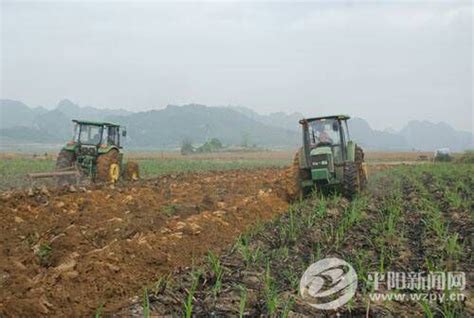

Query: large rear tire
[342,161,360,200]
[96,149,120,183]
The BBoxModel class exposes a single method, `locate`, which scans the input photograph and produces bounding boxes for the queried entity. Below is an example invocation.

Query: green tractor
[292,115,367,199]
[54,120,139,183]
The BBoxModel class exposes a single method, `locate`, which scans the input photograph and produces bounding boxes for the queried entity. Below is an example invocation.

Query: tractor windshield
[76,124,103,145]
[308,119,341,146]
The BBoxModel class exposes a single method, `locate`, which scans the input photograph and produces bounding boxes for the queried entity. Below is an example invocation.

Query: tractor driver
[313,123,333,144]
[319,129,333,144]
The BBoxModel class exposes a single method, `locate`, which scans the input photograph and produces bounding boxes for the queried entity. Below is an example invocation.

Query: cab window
[340,121,350,145]
[308,119,341,146]
[105,126,120,146]
[79,125,102,145]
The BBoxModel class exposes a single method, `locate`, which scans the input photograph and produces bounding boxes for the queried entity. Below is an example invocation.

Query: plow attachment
[27,169,80,179]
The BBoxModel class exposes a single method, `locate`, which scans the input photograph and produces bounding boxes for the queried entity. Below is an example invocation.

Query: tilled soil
[138,165,473,317]
[0,168,294,317]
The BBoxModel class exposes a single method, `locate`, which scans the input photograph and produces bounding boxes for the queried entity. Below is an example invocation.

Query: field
[137,163,472,317]
[0,151,292,190]
[0,151,472,317]
[0,150,432,190]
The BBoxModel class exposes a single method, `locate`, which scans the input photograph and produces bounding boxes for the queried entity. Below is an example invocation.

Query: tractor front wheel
[96,150,120,183]
[342,161,360,200]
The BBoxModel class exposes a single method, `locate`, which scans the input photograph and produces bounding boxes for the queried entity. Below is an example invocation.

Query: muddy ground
[0,168,296,316]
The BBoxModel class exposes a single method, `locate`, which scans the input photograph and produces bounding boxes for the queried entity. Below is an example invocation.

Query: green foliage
[0,158,55,189]
[183,270,200,318]
[434,153,452,162]
[235,234,262,266]
[455,150,474,164]
[161,204,178,217]
[94,303,104,318]
[445,233,462,259]
[420,300,434,318]
[280,207,298,244]
[196,138,223,153]
[281,296,295,318]
[263,261,279,315]
[142,288,150,318]
[444,190,463,209]
[238,285,247,318]
[153,275,171,294]
[207,251,224,296]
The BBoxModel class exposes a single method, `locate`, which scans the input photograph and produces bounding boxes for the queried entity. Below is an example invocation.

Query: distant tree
[180,139,195,155]
[208,138,222,149]
[196,138,223,153]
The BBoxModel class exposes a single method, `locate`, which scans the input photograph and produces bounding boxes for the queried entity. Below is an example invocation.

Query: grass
[94,303,104,318]
[183,270,200,318]
[445,233,462,260]
[281,296,295,318]
[137,158,288,178]
[0,158,55,189]
[207,251,224,296]
[142,288,150,318]
[238,285,247,318]
[455,150,474,164]
[263,261,279,315]
[235,234,262,267]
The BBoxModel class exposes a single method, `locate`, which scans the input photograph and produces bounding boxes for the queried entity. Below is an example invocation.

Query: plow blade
[28,171,80,179]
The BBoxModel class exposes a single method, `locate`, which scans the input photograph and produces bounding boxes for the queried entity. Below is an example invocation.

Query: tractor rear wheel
[96,149,120,183]
[55,150,76,185]
[355,146,367,190]
[124,161,140,181]
[342,161,360,199]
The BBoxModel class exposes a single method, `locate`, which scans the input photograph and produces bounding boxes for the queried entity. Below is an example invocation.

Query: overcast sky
[1,1,472,132]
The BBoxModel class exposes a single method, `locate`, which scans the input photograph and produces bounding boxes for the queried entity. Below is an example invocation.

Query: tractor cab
[294,114,366,198]
[71,120,126,148]
[300,115,354,175]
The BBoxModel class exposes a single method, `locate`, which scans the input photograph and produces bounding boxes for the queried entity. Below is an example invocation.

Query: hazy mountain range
[0,99,472,151]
